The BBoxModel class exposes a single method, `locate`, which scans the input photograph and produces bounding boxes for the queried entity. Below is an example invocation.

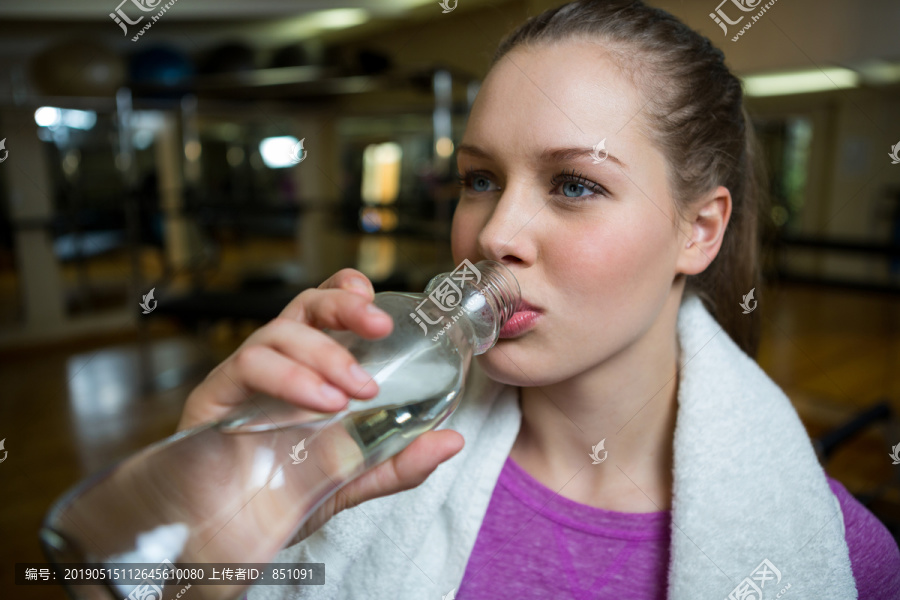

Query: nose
[476,183,539,267]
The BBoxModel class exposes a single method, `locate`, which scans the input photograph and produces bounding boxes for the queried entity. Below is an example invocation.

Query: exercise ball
[129,46,194,94]
[31,40,126,97]
[198,42,255,75]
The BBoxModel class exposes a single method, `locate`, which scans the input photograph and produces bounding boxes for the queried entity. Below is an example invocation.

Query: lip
[499,300,543,339]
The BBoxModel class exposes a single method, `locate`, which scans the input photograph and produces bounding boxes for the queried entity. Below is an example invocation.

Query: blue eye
[472,175,492,192]
[561,182,592,197]
[550,170,607,201]
[457,170,499,193]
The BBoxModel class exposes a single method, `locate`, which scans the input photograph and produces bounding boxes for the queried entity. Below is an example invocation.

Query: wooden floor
[1,281,899,599]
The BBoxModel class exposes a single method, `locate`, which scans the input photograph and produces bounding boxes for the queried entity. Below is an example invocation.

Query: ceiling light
[35,106,97,130]
[35,106,61,127]
[743,67,859,97]
[310,8,369,30]
[259,136,301,169]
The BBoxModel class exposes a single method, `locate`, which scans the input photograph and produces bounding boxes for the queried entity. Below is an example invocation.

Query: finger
[248,317,379,398]
[289,430,465,541]
[279,288,393,339]
[178,344,351,431]
[179,362,252,430]
[229,345,353,411]
[280,269,374,322]
[318,268,376,299]
[336,430,465,509]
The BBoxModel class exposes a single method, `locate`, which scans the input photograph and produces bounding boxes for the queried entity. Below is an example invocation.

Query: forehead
[468,39,647,144]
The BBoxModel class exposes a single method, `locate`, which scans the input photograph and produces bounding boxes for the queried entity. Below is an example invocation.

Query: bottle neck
[424,260,521,355]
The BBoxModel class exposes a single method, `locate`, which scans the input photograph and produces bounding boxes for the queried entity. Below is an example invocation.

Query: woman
[180,1,900,598]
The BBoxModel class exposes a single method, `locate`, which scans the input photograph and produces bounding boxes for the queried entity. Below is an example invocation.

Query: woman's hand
[177,268,465,539]
[178,268,395,430]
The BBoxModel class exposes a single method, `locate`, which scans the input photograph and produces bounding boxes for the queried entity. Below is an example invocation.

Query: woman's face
[452,39,689,386]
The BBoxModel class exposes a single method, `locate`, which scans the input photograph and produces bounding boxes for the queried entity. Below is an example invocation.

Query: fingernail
[319,383,345,404]
[347,278,369,292]
[366,303,388,317]
[349,363,371,386]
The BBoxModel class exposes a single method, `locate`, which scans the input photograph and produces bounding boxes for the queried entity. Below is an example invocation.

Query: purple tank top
[459,456,900,599]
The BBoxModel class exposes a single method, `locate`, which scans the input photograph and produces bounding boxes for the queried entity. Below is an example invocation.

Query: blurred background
[0,0,899,597]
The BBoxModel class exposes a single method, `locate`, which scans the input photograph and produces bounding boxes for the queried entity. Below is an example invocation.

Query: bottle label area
[409,259,482,336]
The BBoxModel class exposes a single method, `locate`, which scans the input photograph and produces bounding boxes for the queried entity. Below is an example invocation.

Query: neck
[511,290,684,512]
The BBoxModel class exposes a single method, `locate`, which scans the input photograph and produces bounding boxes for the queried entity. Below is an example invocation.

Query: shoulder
[826,476,900,599]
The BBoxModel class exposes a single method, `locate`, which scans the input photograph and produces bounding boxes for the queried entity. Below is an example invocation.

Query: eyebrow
[457,143,626,170]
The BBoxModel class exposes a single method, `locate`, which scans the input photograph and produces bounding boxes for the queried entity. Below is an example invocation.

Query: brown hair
[491,0,766,357]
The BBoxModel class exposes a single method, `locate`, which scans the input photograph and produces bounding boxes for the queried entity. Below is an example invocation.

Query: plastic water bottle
[40,259,520,600]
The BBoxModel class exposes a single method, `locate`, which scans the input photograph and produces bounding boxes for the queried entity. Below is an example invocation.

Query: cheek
[557,210,677,317]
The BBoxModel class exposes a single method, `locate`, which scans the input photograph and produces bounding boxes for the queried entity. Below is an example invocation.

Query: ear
[676,185,732,276]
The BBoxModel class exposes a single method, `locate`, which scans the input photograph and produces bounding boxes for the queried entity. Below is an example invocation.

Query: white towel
[248,293,857,599]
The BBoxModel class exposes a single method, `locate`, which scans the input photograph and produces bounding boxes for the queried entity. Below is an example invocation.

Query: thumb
[337,430,465,509]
